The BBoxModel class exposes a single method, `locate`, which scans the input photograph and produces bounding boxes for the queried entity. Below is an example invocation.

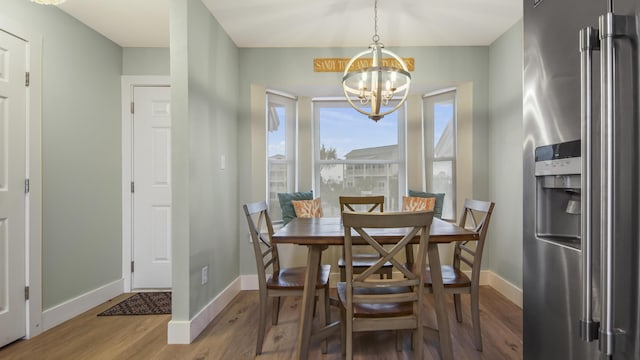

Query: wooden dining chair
[338,195,393,281]
[423,199,495,351]
[242,201,331,355]
[338,211,434,359]
[402,195,436,267]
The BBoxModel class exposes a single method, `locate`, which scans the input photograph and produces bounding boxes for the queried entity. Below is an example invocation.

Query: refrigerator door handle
[579,26,599,343]
[598,10,635,356]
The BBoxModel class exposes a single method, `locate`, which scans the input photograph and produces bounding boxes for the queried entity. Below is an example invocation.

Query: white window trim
[423,89,458,220]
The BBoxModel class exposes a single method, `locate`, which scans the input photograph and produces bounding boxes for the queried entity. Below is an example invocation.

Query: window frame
[266,90,298,222]
[312,98,407,214]
[423,89,457,220]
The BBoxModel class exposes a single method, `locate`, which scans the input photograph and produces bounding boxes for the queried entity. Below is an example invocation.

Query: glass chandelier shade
[342,0,411,121]
[30,0,66,5]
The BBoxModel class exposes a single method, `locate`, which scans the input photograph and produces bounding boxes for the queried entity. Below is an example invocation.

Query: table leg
[295,244,321,360]
[428,243,453,360]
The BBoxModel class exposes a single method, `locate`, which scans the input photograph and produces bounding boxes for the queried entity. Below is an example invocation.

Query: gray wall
[487,20,524,288]
[2,0,123,309]
[122,47,170,75]
[237,46,491,275]
[170,0,239,319]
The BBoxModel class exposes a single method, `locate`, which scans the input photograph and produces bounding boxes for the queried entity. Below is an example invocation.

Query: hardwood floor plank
[0,286,522,359]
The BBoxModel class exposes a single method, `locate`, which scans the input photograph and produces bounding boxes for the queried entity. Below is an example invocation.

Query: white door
[132,86,171,289]
[0,30,27,347]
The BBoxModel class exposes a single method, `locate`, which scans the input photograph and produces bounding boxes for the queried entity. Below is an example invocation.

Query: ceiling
[56,0,523,48]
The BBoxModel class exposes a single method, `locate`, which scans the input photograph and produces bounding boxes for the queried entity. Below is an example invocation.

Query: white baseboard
[167,277,242,344]
[485,270,523,308]
[240,274,259,290]
[235,270,523,309]
[42,279,124,331]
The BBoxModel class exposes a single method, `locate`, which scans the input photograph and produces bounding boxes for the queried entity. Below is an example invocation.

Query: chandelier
[31,0,66,5]
[342,0,411,121]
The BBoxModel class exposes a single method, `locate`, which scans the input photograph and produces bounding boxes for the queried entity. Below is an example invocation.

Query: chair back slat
[452,199,495,283]
[243,201,280,286]
[460,256,474,268]
[339,195,385,213]
[459,243,476,256]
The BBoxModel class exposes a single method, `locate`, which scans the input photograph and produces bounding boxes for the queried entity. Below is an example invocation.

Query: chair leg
[453,293,463,323]
[256,291,268,355]
[385,267,393,279]
[396,330,402,352]
[272,296,281,325]
[414,321,424,359]
[313,295,318,316]
[319,288,328,354]
[470,288,483,351]
[346,312,353,360]
[340,306,346,356]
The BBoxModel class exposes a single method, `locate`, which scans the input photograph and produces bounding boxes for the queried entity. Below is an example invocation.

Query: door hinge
[131,261,134,273]
[25,286,29,300]
[25,178,30,194]
[130,181,134,193]
[25,72,30,87]
[130,102,134,114]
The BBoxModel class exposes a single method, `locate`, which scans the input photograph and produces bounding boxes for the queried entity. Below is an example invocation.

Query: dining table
[272,216,479,360]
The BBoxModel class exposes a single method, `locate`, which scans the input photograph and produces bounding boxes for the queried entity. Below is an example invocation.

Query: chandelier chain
[372,0,380,43]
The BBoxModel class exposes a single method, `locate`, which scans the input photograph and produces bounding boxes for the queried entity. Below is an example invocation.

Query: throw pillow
[402,196,436,212]
[292,198,323,218]
[277,190,313,225]
[408,190,445,218]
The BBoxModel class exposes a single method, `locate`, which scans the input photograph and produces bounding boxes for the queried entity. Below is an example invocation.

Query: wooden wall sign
[313,57,415,72]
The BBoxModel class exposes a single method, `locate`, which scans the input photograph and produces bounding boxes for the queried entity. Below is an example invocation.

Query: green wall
[122,47,170,75]
[2,0,123,309]
[170,0,240,319]
[487,20,524,288]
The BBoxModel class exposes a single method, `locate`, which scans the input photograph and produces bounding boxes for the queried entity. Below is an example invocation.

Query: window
[267,91,297,221]
[423,90,457,220]
[313,100,406,217]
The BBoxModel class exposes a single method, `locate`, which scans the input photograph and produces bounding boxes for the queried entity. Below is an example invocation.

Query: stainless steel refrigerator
[523,0,640,358]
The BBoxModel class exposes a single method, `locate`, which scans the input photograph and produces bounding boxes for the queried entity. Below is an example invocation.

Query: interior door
[132,86,172,289]
[0,29,27,347]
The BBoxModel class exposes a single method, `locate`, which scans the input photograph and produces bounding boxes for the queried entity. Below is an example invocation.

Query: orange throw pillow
[402,196,436,212]
[291,197,324,218]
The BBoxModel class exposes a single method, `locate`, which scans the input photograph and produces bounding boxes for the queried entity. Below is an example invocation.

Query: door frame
[121,76,170,292]
[0,15,43,339]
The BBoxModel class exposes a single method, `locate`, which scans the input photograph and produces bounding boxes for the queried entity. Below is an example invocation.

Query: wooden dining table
[272,216,479,360]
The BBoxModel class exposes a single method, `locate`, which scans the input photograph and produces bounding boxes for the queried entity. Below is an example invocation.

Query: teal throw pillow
[408,190,445,219]
[278,190,313,225]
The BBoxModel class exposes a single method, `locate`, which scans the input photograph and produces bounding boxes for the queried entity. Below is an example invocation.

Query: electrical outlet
[201,266,208,285]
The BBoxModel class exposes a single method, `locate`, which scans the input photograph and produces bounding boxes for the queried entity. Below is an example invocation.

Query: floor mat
[97,292,171,316]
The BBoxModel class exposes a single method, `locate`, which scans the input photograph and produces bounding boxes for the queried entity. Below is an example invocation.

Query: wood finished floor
[0,286,522,359]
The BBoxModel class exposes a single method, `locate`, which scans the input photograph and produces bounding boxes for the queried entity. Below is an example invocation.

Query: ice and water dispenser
[534,140,581,249]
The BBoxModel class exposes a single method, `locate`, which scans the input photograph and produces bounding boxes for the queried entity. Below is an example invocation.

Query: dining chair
[401,195,436,267]
[423,199,495,351]
[242,200,331,355]
[338,210,434,359]
[338,195,393,281]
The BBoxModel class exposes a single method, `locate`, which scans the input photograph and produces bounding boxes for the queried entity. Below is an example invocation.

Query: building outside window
[266,91,297,222]
[313,100,406,217]
[423,90,457,220]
